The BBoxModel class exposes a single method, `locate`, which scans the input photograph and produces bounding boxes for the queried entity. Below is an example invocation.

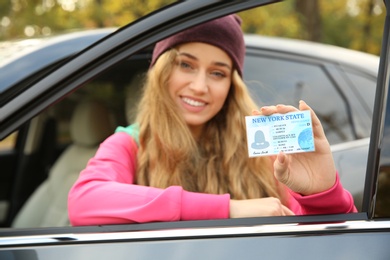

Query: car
[0,0,389,259]
[0,23,378,218]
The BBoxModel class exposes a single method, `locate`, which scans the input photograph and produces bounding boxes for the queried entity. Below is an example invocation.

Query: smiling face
[168,42,233,138]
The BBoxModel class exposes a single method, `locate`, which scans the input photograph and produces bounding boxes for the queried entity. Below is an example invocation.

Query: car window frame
[363,0,390,218]
[0,0,387,239]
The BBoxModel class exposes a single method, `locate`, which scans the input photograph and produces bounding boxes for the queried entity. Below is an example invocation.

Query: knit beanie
[150,14,245,76]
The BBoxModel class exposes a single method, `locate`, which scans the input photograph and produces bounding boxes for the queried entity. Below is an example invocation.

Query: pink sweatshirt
[68,132,357,226]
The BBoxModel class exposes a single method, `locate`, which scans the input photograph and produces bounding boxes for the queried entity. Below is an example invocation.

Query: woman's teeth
[182,97,206,107]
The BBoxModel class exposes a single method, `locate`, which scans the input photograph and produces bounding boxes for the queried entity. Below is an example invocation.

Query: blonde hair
[135,49,284,201]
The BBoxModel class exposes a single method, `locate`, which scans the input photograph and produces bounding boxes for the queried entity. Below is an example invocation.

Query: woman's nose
[189,72,208,93]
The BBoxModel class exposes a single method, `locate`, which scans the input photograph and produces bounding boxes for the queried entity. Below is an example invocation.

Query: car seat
[125,73,144,124]
[11,99,115,228]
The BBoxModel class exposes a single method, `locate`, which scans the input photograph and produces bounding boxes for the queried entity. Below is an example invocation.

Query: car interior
[0,55,150,228]
[12,99,115,228]
[0,38,378,228]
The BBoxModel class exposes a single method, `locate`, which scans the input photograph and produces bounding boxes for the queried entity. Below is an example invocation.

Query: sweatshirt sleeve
[287,173,358,215]
[68,132,230,226]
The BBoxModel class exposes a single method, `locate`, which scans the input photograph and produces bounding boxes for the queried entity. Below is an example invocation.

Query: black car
[0,0,389,259]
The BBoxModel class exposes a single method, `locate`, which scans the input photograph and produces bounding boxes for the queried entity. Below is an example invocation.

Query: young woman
[68,14,356,225]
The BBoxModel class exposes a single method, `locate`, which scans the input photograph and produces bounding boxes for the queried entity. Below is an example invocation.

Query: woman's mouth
[182,97,206,107]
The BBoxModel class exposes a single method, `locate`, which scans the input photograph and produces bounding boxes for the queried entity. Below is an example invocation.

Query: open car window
[0,2,390,257]
[0,0,367,227]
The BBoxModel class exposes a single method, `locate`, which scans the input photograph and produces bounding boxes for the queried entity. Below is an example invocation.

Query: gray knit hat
[150,14,245,76]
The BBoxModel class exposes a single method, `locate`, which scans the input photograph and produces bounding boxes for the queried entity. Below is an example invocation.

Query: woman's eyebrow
[178,52,231,70]
[214,61,232,70]
[178,52,197,61]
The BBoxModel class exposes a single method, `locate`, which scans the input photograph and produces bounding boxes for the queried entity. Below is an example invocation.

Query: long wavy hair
[134,49,285,201]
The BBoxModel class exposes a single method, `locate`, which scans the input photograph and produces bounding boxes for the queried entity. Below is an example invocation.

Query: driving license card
[245,110,315,157]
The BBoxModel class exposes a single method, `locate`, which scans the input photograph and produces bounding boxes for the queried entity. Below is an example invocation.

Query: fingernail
[278,152,285,164]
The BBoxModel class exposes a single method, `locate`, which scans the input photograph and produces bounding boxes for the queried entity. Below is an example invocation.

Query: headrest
[70,100,114,147]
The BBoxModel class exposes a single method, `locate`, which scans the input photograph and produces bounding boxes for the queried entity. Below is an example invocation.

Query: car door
[0,132,19,226]
[0,0,390,259]
[0,124,54,227]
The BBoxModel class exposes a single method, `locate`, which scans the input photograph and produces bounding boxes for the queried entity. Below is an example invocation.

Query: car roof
[0,28,116,65]
[244,34,379,75]
[0,28,117,93]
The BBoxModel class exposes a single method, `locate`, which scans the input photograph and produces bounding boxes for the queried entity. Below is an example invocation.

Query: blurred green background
[0,0,385,55]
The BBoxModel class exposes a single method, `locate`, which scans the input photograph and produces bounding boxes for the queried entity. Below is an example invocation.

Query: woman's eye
[211,71,226,78]
[179,61,192,69]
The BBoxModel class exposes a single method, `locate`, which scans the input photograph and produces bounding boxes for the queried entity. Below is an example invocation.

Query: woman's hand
[230,198,294,218]
[253,100,336,195]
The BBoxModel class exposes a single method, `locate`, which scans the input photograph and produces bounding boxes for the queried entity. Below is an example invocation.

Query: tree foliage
[0,0,386,55]
[238,0,385,55]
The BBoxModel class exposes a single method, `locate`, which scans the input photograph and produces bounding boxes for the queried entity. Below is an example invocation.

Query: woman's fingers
[260,104,299,116]
[257,100,313,117]
[229,197,295,218]
[282,205,295,216]
[252,109,261,115]
[273,152,290,184]
[254,101,335,195]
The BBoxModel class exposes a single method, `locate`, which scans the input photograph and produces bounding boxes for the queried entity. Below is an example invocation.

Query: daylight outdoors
[2,1,390,256]
[0,0,385,55]
[0,0,385,153]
